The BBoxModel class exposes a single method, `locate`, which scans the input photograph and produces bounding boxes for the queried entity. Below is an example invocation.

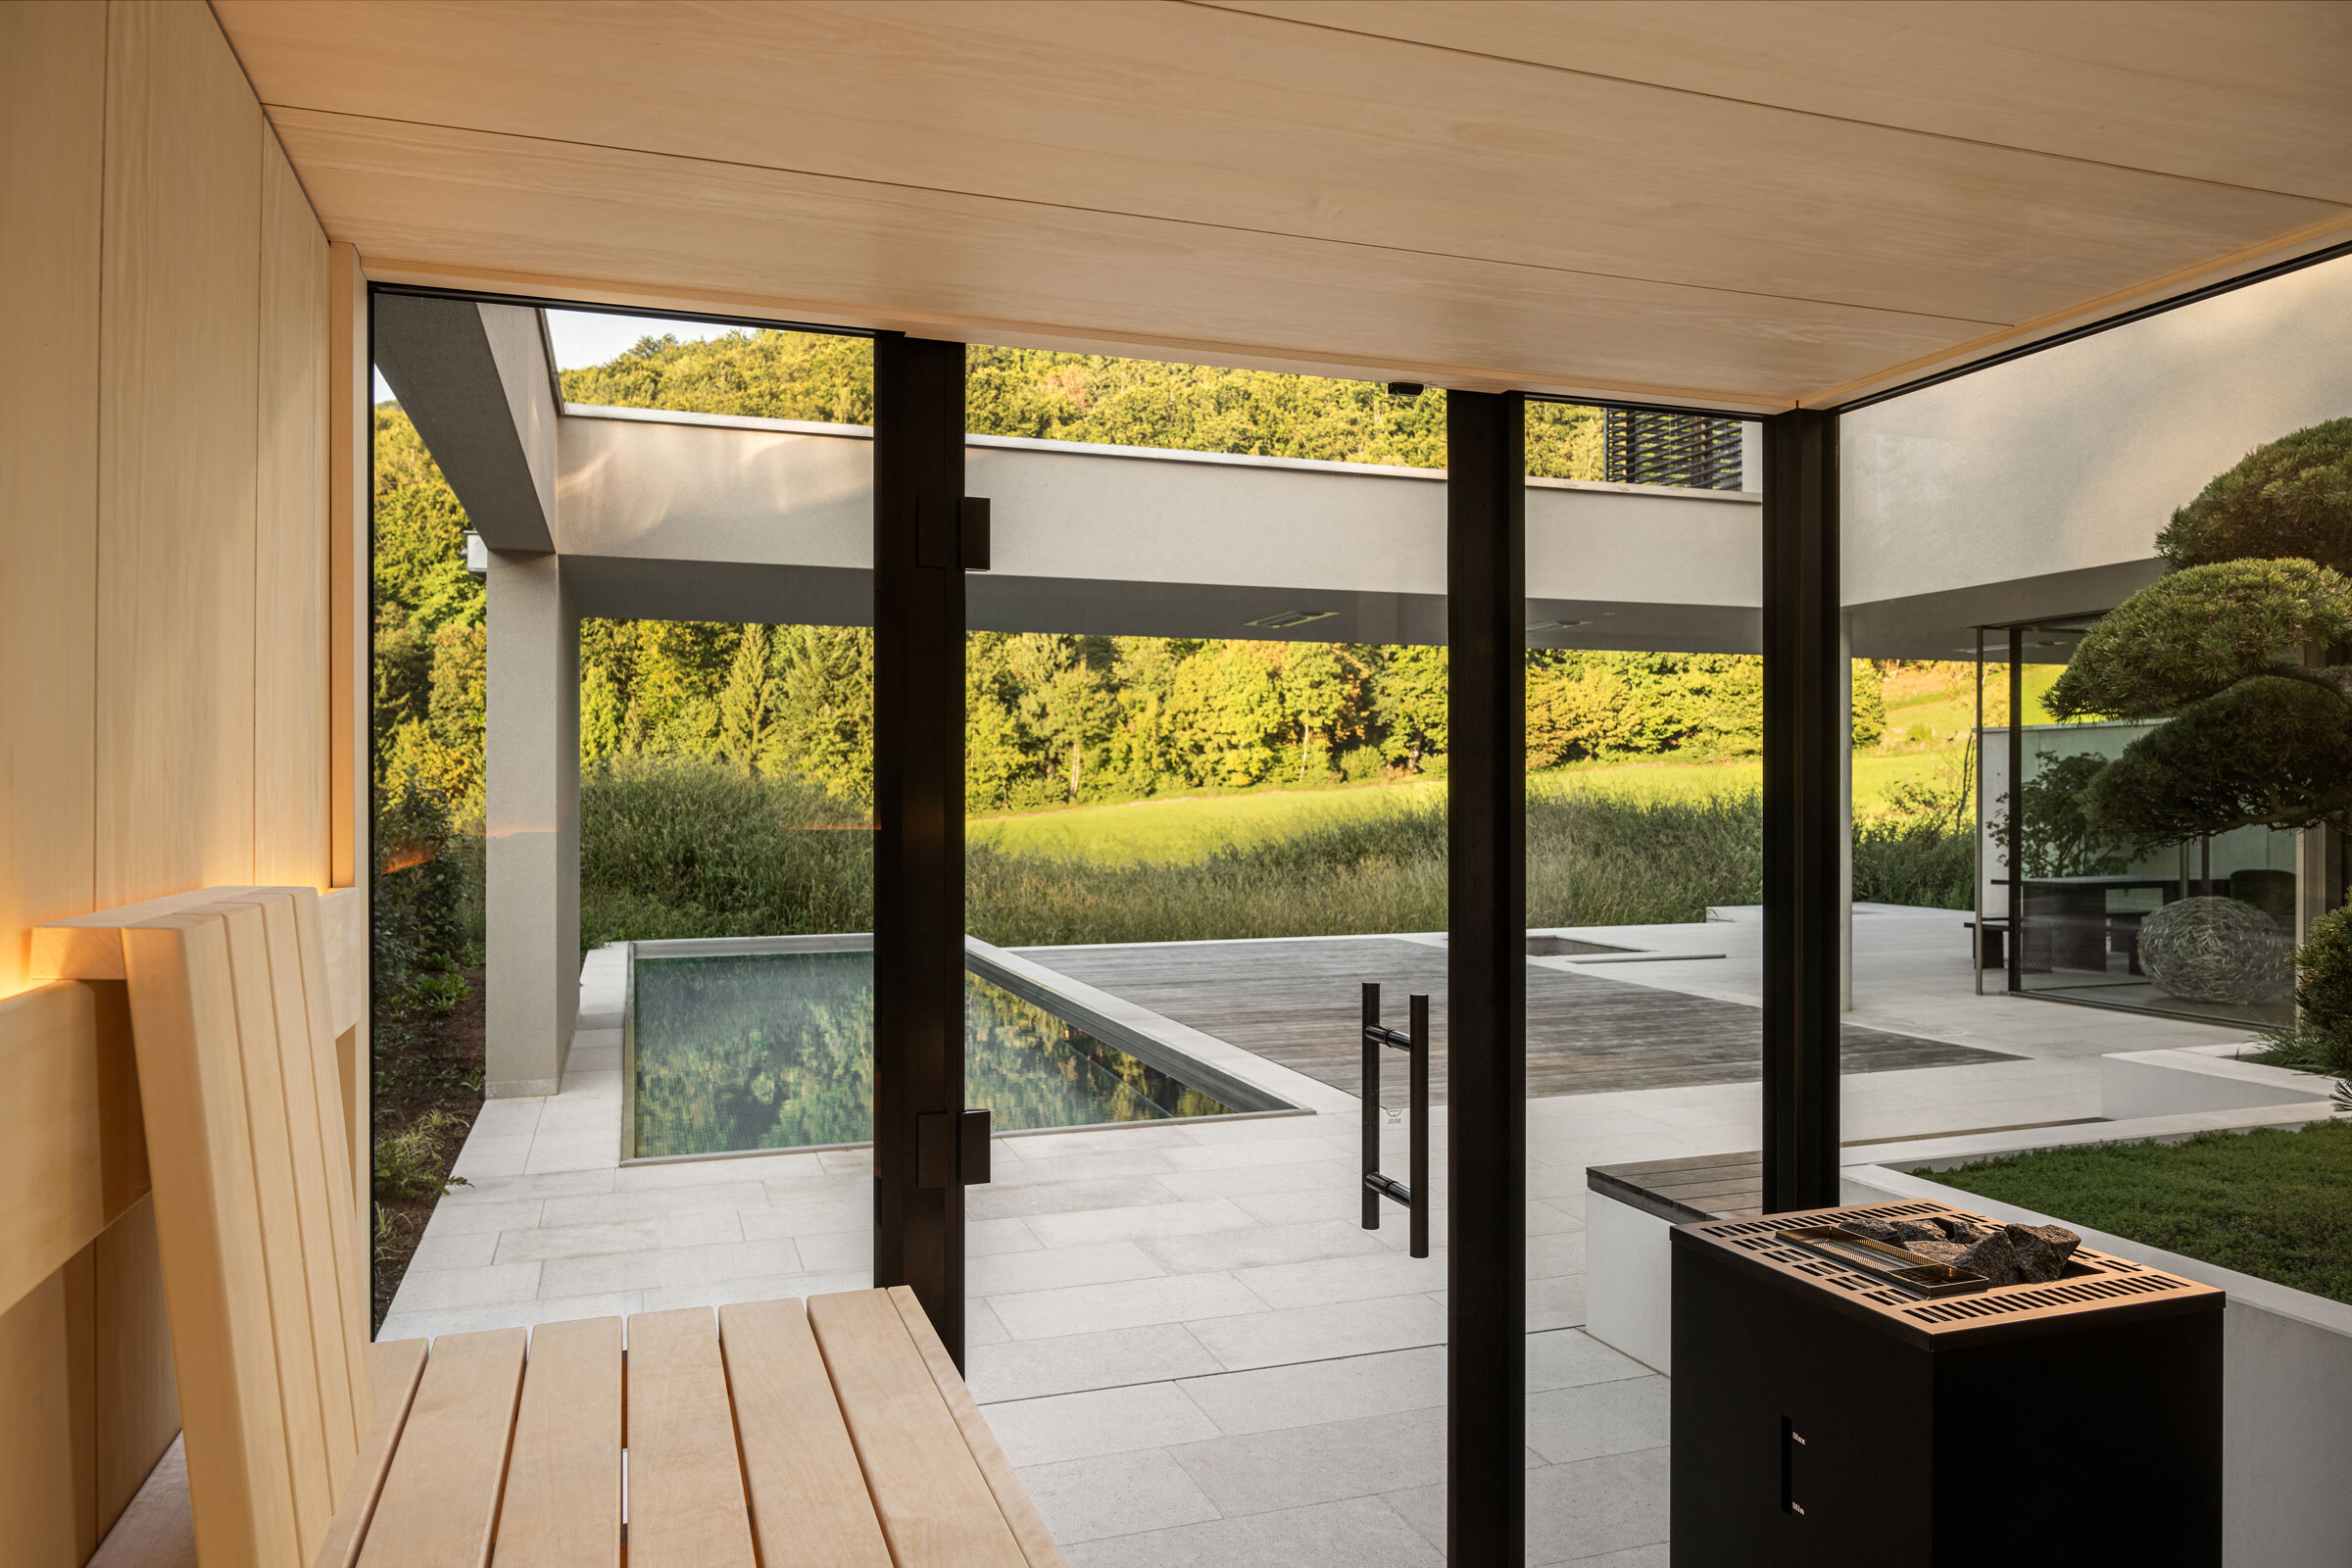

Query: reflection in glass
[630,951,1237,1157]
[1979,621,2297,1026]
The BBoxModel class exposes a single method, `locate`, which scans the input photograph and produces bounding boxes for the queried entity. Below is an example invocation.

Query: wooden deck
[1013,937,2013,1102]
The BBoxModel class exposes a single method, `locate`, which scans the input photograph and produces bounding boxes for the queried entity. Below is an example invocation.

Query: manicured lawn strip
[1922,1120,2352,1306]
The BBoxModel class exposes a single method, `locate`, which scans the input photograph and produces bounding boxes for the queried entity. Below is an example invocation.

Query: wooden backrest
[99,889,372,1567]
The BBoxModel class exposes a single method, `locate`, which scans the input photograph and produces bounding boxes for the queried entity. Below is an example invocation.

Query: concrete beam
[374,296,558,551]
[553,405,1767,652]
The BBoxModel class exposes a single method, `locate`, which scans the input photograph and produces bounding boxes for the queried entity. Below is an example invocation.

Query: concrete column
[485,548,578,1098]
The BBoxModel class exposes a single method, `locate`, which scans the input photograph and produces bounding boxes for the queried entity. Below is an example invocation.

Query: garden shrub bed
[1923,1119,2352,1306]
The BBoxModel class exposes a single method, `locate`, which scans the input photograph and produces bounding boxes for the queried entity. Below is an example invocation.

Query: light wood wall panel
[3,4,348,1562]
[256,131,333,890]
[0,0,104,998]
[96,0,265,907]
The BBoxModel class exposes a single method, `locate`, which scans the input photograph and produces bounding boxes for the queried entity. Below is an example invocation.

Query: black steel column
[871,334,968,1363]
[1446,390,1526,1567]
[1760,409,1842,1213]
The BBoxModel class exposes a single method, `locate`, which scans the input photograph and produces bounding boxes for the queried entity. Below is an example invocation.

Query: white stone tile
[968,1242,1163,1297]
[984,1147,1177,1187]
[966,1298,1011,1348]
[1165,1403,1485,1516]
[968,1323,1223,1404]
[1524,1378,1670,1466]
[1061,1494,1442,1568]
[1014,1447,1221,1544]
[1156,1159,1359,1200]
[1387,1446,1668,1567]
[744,1192,871,1239]
[989,1273,1268,1341]
[522,1130,622,1175]
[967,1177,1185,1222]
[404,1230,501,1272]
[1026,1199,1254,1250]
[617,1151,825,1189]
[540,1183,768,1228]
[998,1123,1203,1156]
[1156,1137,1350,1172]
[538,1237,802,1297]
[1188,1294,1446,1372]
[416,1198,543,1236]
[1227,1250,1446,1310]
[1140,1219,1388,1274]
[1228,1187,1367,1227]
[981,1382,1219,1468]
[815,1148,872,1175]
[968,1217,1041,1257]
[1528,1230,1588,1279]
[469,1100,544,1140]
[438,1168,615,1204]
[794,1230,871,1273]
[493,1209,744,1263]
[1525,1329,1650,1392]
[1178,1345,1446,1436]
[644,1269,875,1313]
[450,1135,531,1180]
[387,1261,542,1312]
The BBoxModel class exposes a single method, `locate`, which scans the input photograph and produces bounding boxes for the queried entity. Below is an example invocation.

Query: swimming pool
[623,936,1281,1160]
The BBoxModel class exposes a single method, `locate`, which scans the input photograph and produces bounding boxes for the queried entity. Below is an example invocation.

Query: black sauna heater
[1671,1199,2223,1566]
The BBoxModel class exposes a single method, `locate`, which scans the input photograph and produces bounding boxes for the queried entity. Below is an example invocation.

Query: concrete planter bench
[1845,1133,2352,1568]
[2101,1043,2335,1120]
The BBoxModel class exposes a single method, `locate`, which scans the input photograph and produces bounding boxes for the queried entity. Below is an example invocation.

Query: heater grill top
[1677,1200,2223,1348]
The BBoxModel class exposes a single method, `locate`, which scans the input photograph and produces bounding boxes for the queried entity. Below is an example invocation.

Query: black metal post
[1361,982,1381,1231]
[1760,409,1841,1213]
[1446,389,1526,1567]
[871,333,969,1366]
[1409,991,1430,1260]
[2006,627,2025,996]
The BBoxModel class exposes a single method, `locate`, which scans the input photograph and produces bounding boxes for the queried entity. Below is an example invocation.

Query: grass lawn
[967,744,1968,864]
[1922,1120,2352,1305]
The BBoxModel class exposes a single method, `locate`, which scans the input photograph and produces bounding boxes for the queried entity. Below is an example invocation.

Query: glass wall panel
[1980,622,2298,1028]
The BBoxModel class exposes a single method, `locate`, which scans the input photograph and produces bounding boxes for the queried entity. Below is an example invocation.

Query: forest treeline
[372,329,1886,817]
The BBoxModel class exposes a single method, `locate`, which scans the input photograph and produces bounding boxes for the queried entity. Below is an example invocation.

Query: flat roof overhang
[216,1,2352,415]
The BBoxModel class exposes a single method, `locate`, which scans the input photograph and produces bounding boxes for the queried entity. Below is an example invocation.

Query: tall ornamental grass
[577,760,1969,951]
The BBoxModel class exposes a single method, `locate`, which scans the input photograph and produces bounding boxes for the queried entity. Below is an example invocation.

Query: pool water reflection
[630,951,1239,1158]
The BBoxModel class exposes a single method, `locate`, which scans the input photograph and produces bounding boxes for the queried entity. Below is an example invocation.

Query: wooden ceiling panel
[1220,0,2352,203]
[270,107,1977,410]
[213,0,2352,405]
[217,0,2334,327]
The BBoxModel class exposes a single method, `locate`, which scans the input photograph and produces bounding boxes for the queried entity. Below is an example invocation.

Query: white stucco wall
[1844,252,2352,608]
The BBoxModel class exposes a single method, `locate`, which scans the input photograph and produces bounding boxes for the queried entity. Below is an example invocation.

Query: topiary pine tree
[2047,418,2352,845]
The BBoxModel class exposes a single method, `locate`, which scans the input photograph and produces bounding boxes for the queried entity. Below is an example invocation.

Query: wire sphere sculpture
[2138,896,2294,1005]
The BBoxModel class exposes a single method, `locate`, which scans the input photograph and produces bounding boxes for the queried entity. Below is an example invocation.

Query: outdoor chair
[44,888,1064,1568]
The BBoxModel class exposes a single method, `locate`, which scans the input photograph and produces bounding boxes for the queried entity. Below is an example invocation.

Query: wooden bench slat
[253,892,369,1475]
[313,1340,427,1568]
[887,1288,1069,1568]
[231,893,365,1488]
[122,910,304,1568]
[288,887,371,1394]
[213,900,339,1549]
[718,1298,894,1568]
[355,1328,525,1568]
[493,1316,622,1568]
[807,1291,1028,1568]
[624,1307,759,1568]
